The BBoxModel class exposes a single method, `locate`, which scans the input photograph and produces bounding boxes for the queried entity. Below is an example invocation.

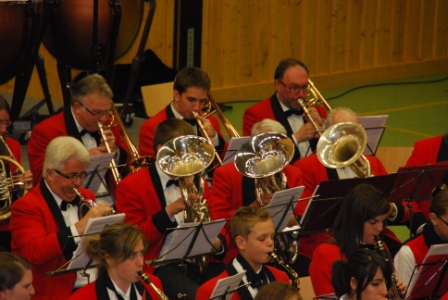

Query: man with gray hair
[10,136,114,300]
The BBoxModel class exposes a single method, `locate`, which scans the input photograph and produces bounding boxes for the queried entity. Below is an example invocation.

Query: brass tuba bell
[316,121,373,178]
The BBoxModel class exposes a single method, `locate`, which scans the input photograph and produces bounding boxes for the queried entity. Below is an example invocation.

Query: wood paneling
[2,0,447,106]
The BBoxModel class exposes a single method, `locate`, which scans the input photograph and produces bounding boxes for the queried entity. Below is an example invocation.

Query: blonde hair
[251,119,287,136]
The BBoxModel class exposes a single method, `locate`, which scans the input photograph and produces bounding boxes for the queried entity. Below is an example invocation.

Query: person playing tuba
[115,118,226,300]
[0,95,33,252]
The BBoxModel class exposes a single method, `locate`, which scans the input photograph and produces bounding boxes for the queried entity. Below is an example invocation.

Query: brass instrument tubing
[137,271,169,300]
[192,111,222,165]
[97,122,121,183]
[72,187,116,217]
[270,252,300,289]
[297,98,323,137]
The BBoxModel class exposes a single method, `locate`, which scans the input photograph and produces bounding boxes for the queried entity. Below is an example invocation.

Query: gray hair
[325,107,358,128]
[42,137,90,177]
[69,74,113,106]
[251,119,287,136]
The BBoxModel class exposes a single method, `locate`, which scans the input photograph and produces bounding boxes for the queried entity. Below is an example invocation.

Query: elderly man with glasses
[27,74,128,198]
[10,136,114,300]
[242,58,327,164]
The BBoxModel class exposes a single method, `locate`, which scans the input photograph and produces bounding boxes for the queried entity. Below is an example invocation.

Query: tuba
[316,121,373,178]
[0,136,28,222]
[234,133,300,265]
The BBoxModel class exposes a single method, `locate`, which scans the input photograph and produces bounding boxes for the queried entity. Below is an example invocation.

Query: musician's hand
[293,123,319,143]
[166,194,199,217]
[305,106,325,127]
[393,280,407,297]
[88,145,109,155]
[195,115,217,138]
[75,203,114,234]
[287,215,299,227]
[19,170,33,190]
[212,237,222,251]
[100,129,117,152]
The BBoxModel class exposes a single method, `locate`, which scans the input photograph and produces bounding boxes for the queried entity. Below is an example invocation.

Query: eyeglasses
[436,214,448,227]
[53,169,89,181]
[76,101,112,117]
[0,120,12,127]
[278,80,309,93]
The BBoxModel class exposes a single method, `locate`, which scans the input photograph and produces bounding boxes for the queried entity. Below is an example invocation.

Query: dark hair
[332,184,390,256]
[230,206,272,241]
[0,95,11,115]
[274,58,309,80]
[153,118,196,154]
[254,281,301,300]
[332,249,391,299]
[0,252,32,291]
[83,223,148,276]
[69,73,113,106]
[430,188,448,216]
[173,66,211,95]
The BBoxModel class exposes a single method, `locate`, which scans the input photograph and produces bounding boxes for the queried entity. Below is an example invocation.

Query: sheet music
[222,137,250,165]
[158,219,226,261]
[358,115,388,155]
[67,213,125,270]
[267,186,304,232]
[82,152,115,193]
[210,271,246,300]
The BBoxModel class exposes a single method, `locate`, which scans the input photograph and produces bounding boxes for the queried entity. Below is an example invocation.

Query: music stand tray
[209,271,247,300]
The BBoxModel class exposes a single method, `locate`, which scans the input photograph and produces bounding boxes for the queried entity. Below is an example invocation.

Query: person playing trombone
[10,136,114,300]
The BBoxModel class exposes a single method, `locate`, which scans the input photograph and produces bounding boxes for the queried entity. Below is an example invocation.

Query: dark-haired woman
[0,252,34,300]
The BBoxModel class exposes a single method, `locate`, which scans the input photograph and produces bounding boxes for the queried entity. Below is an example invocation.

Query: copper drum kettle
[43,0,144,71]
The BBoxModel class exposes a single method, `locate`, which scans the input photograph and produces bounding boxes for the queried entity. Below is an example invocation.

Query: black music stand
[300,174,399,235]
[388,161,448,235]
[358,115,388,156]
[406,244,448,299]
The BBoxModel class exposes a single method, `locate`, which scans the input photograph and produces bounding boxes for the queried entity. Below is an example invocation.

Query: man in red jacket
[27,74,128,193]
[116,118,225,300]
[139,66,228,159]
[10,136,114,300]
[242,58,327,163]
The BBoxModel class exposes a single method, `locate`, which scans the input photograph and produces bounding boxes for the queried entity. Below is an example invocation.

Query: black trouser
[154,261,225,300]
[0,231,11,252]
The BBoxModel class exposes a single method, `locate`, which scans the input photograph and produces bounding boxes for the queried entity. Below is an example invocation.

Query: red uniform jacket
[0,137,22,232]
[196,264,290,300]
[69,273,164,300]
[115,164,211,273]
[10,181,96,300]
[209,163,306,262]
[139,104,228,158]
[27,108,128,186]
[242,94,327,163]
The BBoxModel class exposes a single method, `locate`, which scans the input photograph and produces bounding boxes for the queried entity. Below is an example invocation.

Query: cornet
[72,187,115,219]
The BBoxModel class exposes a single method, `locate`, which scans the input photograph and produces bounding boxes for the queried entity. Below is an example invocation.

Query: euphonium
[137,271,168,300]
[156,135,215,223]
[0,136,28,222]
[156,135,215,273]
[72,187,115,219]
[235,133,299,265]
[316,121,373,178]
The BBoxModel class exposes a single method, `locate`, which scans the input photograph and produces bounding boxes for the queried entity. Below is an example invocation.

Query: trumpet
[72,187,115,219]
[137,271,168,300]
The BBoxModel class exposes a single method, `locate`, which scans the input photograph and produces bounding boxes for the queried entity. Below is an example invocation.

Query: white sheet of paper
[222,137,250,165]
[210,271,247,300]
[82,152,115,194]
[267,186,304,232]
[67,213,125,270]
[358,115,388,155]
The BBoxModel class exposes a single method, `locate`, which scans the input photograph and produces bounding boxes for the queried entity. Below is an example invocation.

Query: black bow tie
[166,179,179,188]
[79,129,101,145]
[284,109,304,117]
[60,198,80,211]
[183,118,197,126]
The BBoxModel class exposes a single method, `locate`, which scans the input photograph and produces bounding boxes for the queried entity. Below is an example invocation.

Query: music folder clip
[300,173,399,235]
[148,219,226,265]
